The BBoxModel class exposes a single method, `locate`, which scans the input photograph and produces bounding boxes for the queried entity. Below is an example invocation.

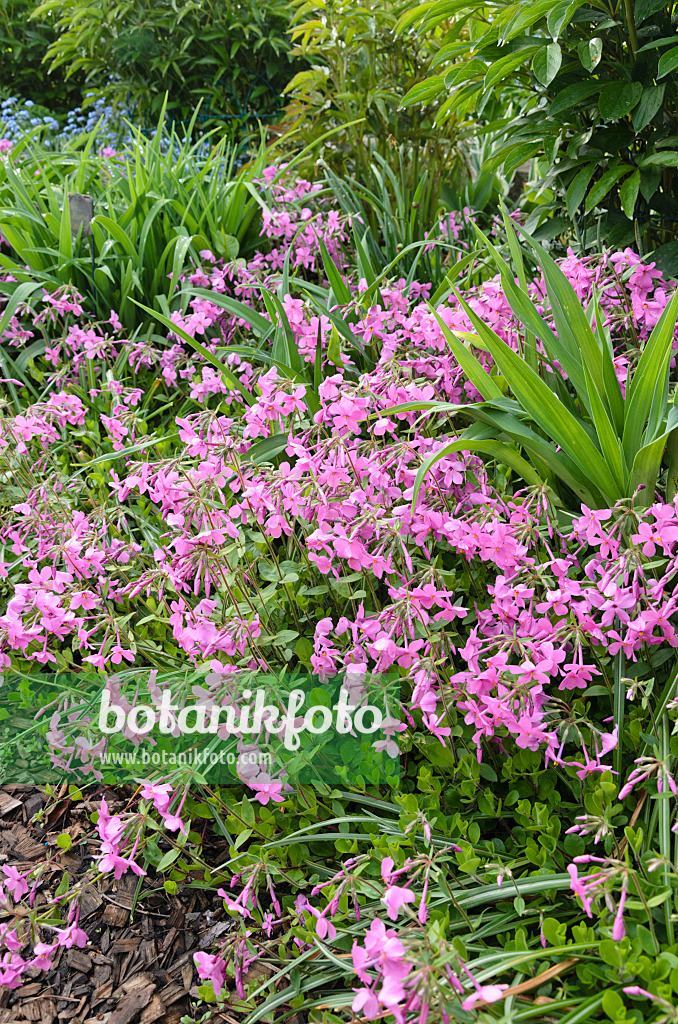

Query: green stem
[624,0,639,57]
[660,715,675,944]
[613,645,625,778]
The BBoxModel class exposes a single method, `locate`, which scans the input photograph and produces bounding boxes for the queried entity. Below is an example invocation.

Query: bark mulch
[0,785,248,1024]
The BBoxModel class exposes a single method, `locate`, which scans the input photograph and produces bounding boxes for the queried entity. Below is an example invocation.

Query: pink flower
[140,782,173,814]
[31,942,57,970]
[352,986,380,1018]
[382,885,416,921]
[612,884,627,941]
[161,812,188,835]
[194,951,228,997]
[54,923,88,949]
[461,984,509,1010]
[381,857,395,883]
[250,782,285,805]
[2,866,28,902]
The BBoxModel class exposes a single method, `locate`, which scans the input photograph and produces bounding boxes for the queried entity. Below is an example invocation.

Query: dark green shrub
[398,0,678,262]
[0,0,85,112]
[32,0,300,132]
[281,0,473,224]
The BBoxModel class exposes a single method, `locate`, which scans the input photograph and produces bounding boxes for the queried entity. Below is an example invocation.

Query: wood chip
[138,939,156,965]
[107,984,155,1024]
[111,938,140,955]
[57,993,88,1020]
[0,793,21,818]
[181,964,193,992]
[23,999,43,1021]
[121,973,155,996]
[0,823,44,861]
[79,886,103,920]
[39,997,57,1024]
[102,905,130,929]
[158,983,186,1006]
[16,984,42,997]
[139,996,166,1024]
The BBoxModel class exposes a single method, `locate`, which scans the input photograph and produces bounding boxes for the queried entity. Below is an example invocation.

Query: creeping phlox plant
[2,153,678,1021]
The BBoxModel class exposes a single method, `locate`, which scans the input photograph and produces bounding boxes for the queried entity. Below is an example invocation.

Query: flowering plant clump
[0,93,121,150]
[1,150,678,1022]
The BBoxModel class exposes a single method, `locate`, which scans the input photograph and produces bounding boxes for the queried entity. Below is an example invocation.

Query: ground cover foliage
[0,121,677,1024]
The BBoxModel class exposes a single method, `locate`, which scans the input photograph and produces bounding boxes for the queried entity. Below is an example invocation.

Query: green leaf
[169,233,193,301]
[620,169,641,219]
[578,37,602,71]
[598,81,643,119]
[547,0,582,39]
[585,165,632,211]
[57,833,72,851]
[628,417,677,504]
[448,284,622,499]
[640,151,678,167]
[247,434,289,464]
[59,193,72,272]
[80,433,180,467]
[658,45,678,78]
[240,794,255,826]
[157,848,180,872]
[318,239,351,305]
[641,164,662,201]
[550,80,602,116]
[519,230,608,407]
[93,214,137,259]
[449,284,622,501]
[399,74,446,108]
[428,250,476,305]
[263,289,303,375]
[601,989,626,1020]
[484,49,537,91]
[427,304,504,401]
[636,0,669,18]
[182,287,272,335]
[0,280,43,340]
[566,163,597,219]
[581,360,627,493]
[533,43,562,86]
[632,83,665,131]
[324,323,342,369]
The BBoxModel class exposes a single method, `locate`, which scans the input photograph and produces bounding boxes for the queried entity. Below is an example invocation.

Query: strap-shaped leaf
[318,239,351,305]
[472,221,591,411]
[629,407,678,505]
[262,290,303,376]
[384,399,604,506]
[623,289,678,464]
[182,287,272,335]
[519,230,609,405]
[427,304,503,401]
[581,360,628,493]
[411,438,546,512]
[450,284,623,502]
[247,434,290,465]
[499,204,537,371]
[590,287,625,435]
